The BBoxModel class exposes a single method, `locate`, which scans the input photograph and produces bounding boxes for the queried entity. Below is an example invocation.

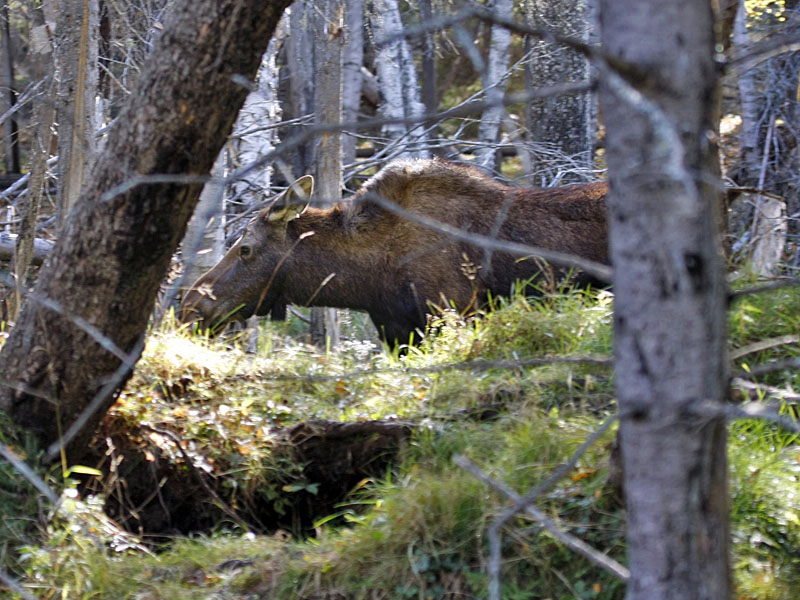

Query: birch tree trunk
[342,0,364,167]
[0,0,293,459]
[368,0,428,158]
[55,0,99,226]
[599,0,731,597]
[182,154,225,289]
[475,0,514,171]
[734,0,759,181]
[525,0,596,183]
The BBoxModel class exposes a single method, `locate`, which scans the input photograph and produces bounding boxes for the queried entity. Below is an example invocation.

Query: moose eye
[239,245,253,260]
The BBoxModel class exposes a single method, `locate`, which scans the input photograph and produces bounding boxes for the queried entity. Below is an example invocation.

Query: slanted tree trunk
[310,0,344,349]
[599,0,731,597]
[55,0,99,226]
[475,0,513,172]
[0,0,293,460]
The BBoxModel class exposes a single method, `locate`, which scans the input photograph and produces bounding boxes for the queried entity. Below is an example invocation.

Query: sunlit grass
[2,282,799,599]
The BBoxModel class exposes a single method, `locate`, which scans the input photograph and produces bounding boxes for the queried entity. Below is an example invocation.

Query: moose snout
[178,289,216,329]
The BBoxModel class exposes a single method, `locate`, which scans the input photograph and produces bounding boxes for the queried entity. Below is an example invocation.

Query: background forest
[0,0,797,599]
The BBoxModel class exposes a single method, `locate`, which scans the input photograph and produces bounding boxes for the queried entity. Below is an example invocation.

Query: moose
[180,158,610,345]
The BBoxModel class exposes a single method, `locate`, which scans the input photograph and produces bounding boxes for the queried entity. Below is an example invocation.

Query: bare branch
[0,441,59,505]
[454,454,631,586]
[730,334,800,361]
[732,356,800,379]
[0,568,37,600]
[731,377,800,405]
[486,414,619,600]
[693,399,800,434]
[727,29,800,74]
[729,277,800,300]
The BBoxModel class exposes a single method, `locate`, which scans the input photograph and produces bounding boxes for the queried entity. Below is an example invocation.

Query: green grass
[1,282,798,599]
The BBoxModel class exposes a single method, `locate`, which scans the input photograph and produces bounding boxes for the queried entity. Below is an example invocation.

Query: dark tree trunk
[0,0,292,459]
[599,0,731,597]
[0,3,20,174]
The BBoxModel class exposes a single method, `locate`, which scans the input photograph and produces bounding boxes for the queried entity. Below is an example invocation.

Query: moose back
[179,158,609,345]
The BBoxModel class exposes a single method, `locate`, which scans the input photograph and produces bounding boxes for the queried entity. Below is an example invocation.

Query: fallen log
[0,232,53,265]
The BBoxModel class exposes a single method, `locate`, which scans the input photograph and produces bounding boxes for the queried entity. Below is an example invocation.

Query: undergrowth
[0,282,798,599]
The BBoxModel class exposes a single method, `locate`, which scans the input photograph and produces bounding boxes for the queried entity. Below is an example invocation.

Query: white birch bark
[475,0,514,171]
[369,0,428,158]
[734,0,759,175]
[342,0,364,167]
[230,18,287,207]
[750,196,787,276]
[183,155,225,288]
[525,0,597,183]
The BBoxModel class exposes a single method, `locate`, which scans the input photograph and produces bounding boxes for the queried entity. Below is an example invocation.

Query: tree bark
[599,0,731,597]
[310,0,344,349]
[0,0,293,459]
[12,7,57,320]
[368,0,428,158]
[525,0,596,183]
[475,0,513,172]
[285,0,314,177]
[55,0,99,226]
[342,0,364,167]
[0,3,20,174]
[182,154,225,289]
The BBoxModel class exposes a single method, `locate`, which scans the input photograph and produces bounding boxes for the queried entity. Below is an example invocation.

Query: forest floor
[1,279,799,599]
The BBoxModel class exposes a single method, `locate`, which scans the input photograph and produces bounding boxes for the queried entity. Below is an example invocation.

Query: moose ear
[266,175,314,224]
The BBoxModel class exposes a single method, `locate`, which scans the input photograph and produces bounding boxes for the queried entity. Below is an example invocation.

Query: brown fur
[180,158,609,345]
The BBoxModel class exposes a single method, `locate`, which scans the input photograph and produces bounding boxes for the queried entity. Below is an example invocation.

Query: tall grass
[1,284,798,599]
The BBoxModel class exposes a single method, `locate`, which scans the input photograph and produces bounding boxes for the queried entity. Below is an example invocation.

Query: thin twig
[730,334,800,361]
[732,356,800,379]
[0,441,59,504]
[0,567,37,600]
[454,455,630,587]
[140,424,259,532]
[726,29,800,73]
[729,277,800,300]
[485,414,619,600]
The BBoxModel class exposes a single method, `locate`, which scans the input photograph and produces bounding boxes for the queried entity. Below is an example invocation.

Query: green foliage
[1,284,798,599]
[729,418,800,599]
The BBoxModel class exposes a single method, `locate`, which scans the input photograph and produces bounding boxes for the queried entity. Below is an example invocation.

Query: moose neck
[281,220,385,312]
